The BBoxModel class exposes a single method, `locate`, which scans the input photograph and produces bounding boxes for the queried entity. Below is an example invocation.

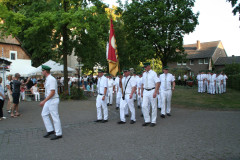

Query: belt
[144,87,155,91]
[99,93,104,96]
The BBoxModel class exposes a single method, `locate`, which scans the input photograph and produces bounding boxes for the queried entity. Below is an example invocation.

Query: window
[10,51,17,60]
[204,58,209,64]
[190,60,194,65]
[199,59,204,64]
[177,62,181,65]
[182,61,186,65]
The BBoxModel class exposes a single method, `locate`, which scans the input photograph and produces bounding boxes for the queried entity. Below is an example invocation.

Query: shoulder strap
[123,76,132,98]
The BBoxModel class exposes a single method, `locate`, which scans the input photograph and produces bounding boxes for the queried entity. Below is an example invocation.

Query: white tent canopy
[29,60,75,76]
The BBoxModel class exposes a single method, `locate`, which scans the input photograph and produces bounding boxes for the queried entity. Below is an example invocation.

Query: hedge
[227,74,240,91]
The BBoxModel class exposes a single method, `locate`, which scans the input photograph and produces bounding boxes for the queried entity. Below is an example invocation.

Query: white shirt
[0,84,4,100]
[159,73,175,91]
[45,74,59,99]
[31,86,39,93]
[137,77,142,94]
[122,76,136,94]
[142,70,160,89]
[223,75,228,82]
[209,74,216,83]
[178,76,181,80]
[108,79,114,88]
[216,75,222,84]
[114,77,121,93]
[183,75,188,80]
[97,75,108,95]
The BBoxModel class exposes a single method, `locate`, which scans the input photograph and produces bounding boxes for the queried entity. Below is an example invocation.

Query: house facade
[0,35,35,76]
[168,40,227,75]
[214,55,240,71]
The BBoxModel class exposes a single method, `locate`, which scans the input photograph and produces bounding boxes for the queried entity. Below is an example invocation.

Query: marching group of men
[95,62,175,127]
[196,71,228,94]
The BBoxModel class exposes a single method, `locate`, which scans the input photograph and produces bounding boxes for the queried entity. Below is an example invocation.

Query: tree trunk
[63,0,68,93]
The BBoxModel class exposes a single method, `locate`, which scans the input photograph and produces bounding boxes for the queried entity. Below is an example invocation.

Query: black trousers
[0,99,4,117]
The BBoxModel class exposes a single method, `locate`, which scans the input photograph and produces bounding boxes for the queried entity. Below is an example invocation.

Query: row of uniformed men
[196,71,228,94]
[95,63,175,127]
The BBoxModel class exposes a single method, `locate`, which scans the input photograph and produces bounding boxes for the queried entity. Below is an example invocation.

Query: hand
[153,92,157,98]
[138,92,140,96]
[129,94,133,99]
[102,95,105,100]
[141,93,143,98]
[39,101,45,107]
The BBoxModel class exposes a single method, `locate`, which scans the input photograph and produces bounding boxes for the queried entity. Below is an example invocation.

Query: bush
[227,74,240,91]
[224,63,240,76]
[60,87,86,100]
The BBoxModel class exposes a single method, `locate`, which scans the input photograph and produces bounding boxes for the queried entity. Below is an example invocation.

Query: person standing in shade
[6,75,13,114]
[31,83,40,101]
[107,75,114,106]
[94,69,108,123]
[141,63,160,127]
[115,72,123,110]
[223,72,228,93]
[40,65,62,140]
[0,77,6,121]
[159,66,175,118]
[11,73,30,118]
[118,68,137,124]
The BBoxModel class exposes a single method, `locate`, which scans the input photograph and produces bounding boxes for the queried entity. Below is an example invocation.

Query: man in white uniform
[40,65,62,140]
[197,71,204,93]
[215,72,223,94]
[132,72,138,101]
[137,72,143,109]
[141,62,160,127]
[115,72,123,110]
[157,72,163,110]
[118,69,137,124]
[209,71,216,95]
[223,72,228,93]
[107,75,114,106]
[159,66,175,118]
[95,69,108,123]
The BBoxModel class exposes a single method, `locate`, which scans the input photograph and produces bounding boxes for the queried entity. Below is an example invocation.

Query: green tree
[227,0,240,20]
[0,0,109,92]
[118,0,199,67]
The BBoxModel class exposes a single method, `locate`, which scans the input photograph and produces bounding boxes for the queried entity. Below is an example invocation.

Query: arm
[102,87,107,100]
[40,90,55,107]
[130,86,136,99]
[172,81,176,91]
[153,82,160,98]
[141,84,144,97]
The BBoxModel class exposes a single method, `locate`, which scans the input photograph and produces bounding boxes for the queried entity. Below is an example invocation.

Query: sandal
[15,114,21,117]
[11,115,17,118]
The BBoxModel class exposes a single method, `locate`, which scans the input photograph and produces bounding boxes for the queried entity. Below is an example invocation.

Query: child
[86,82,91,91]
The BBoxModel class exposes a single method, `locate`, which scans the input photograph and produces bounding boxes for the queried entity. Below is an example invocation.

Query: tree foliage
[0,0,109,92]
[227,0,240,20]
[118,0,199,67]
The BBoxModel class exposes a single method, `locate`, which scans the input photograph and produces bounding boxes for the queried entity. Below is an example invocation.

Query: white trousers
[137,92,142,107]
[142,89,157,124]
[120,94,135,122]
[33,92,40,101]
[133,92,136,100]
[96,95,108,120]
[223,82,227,93]
[161,90,172,115]
[107,88,113,104]
[221,84,224,93]
[41,98,62,136]
[157,93,162,109]
[116,92,122,108]
[20,92,25,100]
[209,83,215,94]
[198,81,203,93]
[216,83,222,94]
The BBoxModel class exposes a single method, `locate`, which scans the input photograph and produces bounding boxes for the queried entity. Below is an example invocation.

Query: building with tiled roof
[214,55,240,71]
[168,40,228,75]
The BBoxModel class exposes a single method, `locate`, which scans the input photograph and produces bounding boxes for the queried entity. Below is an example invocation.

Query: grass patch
[172,86,240,110]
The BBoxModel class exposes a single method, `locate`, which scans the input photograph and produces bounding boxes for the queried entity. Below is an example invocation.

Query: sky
[102,0,240,56]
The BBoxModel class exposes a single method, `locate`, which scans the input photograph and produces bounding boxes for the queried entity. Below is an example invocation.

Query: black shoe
[141,114,143,117]
[102,120,108,123]
[110,104,112,106]
[130,120,136,124]
[107,103,110,106]
[158,108,161,110]
[118,121,126,124]
[94,119,102,122]
[50,135,62,140]
[138,106,140,109]
[43,131,55,138]
[161,114,165,118]
[167,113,171,116]
[125,114,129,117]
[150,123,156,127]
[116,107,119,110]
[142,122,150,126]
